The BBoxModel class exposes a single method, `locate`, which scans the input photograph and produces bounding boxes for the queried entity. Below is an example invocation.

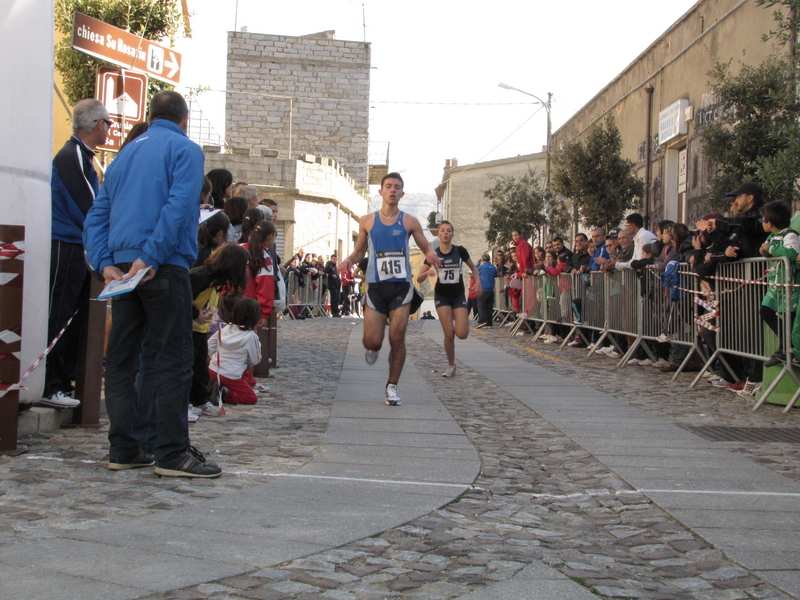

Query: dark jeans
[105,264,193,462]
[329,286,341,316]
[477,290,494,326]
[45,240,90,397]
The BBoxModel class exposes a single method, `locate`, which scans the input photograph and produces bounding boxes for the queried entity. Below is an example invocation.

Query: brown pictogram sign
[95,67,149,152]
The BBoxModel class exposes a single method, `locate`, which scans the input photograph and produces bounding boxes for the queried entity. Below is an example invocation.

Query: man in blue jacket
[84,91,220,478]
[476,253,497,328]
[42,99,110,409]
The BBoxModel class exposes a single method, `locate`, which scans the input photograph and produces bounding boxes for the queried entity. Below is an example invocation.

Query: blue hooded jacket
[83,119,204,273]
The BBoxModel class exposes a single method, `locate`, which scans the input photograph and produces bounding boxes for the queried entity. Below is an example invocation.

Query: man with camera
[697,182,767,262]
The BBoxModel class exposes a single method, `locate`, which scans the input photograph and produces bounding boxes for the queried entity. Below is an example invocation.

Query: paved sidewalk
[1,317,799,600]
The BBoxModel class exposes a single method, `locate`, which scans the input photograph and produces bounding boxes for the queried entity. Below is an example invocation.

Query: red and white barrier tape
[0,311,77,398]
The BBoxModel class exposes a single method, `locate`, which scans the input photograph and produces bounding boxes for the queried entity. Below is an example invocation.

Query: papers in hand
[200,208,221,223]
[98,267,152,300]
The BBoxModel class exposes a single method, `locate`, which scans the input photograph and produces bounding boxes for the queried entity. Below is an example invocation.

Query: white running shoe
[607,350,621,358]
[198,402,223,417]
[627,358,641,366]
[442,365,457,377]
[385,384,401,405]
[652,359,670,368]
[365,349,380,365]
[656,333,671,343]
[190,405,203,416]
[188,407,199,423]
[637,358,653,367]
[38,391,80,408]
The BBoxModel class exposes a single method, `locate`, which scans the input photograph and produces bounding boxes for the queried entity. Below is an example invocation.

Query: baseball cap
[607,227,622,239]
[724,181,764,201]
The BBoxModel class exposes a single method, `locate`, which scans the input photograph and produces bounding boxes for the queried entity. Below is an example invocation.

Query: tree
[551,115,644,231]
[699,57,800,208]
[483,168,566,247]
[54,0,185,106]
[427,211,438,229]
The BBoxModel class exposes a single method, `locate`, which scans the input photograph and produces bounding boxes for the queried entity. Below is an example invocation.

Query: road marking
[227,471,473,489]
[511,343,573,364]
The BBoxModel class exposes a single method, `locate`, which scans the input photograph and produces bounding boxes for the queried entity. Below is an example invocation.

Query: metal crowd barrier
[492,277,515,325]
[622,264,706,380]
[505,257,799,410]
[688,257,800,411]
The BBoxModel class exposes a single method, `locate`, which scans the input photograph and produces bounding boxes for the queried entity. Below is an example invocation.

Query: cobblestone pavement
[2,317,799,600]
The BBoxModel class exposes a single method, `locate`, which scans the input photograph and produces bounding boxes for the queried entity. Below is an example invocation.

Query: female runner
[417,221,481,377]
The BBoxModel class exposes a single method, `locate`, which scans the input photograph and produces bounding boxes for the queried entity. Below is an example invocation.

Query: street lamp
[498,83,552,189]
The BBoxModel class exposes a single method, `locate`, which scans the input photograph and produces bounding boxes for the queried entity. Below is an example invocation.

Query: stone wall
[226,30,371,188]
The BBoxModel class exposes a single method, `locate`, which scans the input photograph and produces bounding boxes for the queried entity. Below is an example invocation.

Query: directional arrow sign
[71,12,182,85]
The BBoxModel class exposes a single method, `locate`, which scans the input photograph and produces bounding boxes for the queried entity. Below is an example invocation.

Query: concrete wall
[203,149,367,262]
[2,0,53,401]
[225,30,371,188]
[550,0,784,227]
[439,153,548,263]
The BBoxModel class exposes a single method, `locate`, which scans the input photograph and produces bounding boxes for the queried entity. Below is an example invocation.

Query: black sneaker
[108,450,155,471]
[154,446,222,479]
[765,351,786,368]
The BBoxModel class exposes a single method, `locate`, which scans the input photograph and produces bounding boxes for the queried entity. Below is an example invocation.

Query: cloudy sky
[176,0,704,194]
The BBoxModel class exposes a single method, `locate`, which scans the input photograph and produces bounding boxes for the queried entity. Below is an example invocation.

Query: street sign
[72,12,182,85]
[95,67,148,152]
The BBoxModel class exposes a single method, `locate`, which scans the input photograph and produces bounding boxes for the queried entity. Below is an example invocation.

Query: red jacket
[242,244,275,319]
[515,238,533,273]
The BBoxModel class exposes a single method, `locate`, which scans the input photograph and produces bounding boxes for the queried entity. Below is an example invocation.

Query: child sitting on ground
[208,297,262,405]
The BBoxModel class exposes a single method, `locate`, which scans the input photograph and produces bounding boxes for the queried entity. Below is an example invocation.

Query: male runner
[339,173,440,405]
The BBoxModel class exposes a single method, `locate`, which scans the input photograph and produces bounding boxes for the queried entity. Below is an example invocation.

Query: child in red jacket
[242,220,277,324]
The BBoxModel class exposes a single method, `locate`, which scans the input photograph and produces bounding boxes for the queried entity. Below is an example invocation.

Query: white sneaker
[736,380,763,398]
[637,358,653,367]
[442,365,457,377]
[252,383,269,393]
[656,333,671,343]
[543,336,562,344]
[190,405,203,416]
[567,337,583,347]
[600,346,616,355]
[627,358,641,366]
[607,350,621,358]
[365,349,380,365]
[652,359,670,368]
[38,391,80,408]
[188,407,199,423]
[198,402,222,417]
[385,384,401,405]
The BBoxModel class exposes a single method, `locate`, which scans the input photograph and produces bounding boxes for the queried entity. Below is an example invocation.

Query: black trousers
[477,291,494,326]
[44,240,90,397]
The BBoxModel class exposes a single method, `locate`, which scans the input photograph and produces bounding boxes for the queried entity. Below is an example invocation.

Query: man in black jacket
[325,255,342,316]
[41,99,110,409]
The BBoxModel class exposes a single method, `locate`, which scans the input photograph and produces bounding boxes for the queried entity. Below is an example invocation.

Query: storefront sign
[658,99,688,145]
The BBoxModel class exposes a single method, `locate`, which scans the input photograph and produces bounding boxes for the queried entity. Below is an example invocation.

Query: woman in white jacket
[208,297,262,405]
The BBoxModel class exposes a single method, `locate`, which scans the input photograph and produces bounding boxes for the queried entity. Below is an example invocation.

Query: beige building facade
[436,153,547,261]
[551,0,784,228]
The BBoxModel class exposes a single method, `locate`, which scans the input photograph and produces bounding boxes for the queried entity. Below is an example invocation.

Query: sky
[175,0,701,194]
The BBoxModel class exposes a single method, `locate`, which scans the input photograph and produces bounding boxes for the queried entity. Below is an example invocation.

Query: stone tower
[225,30,371,188]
